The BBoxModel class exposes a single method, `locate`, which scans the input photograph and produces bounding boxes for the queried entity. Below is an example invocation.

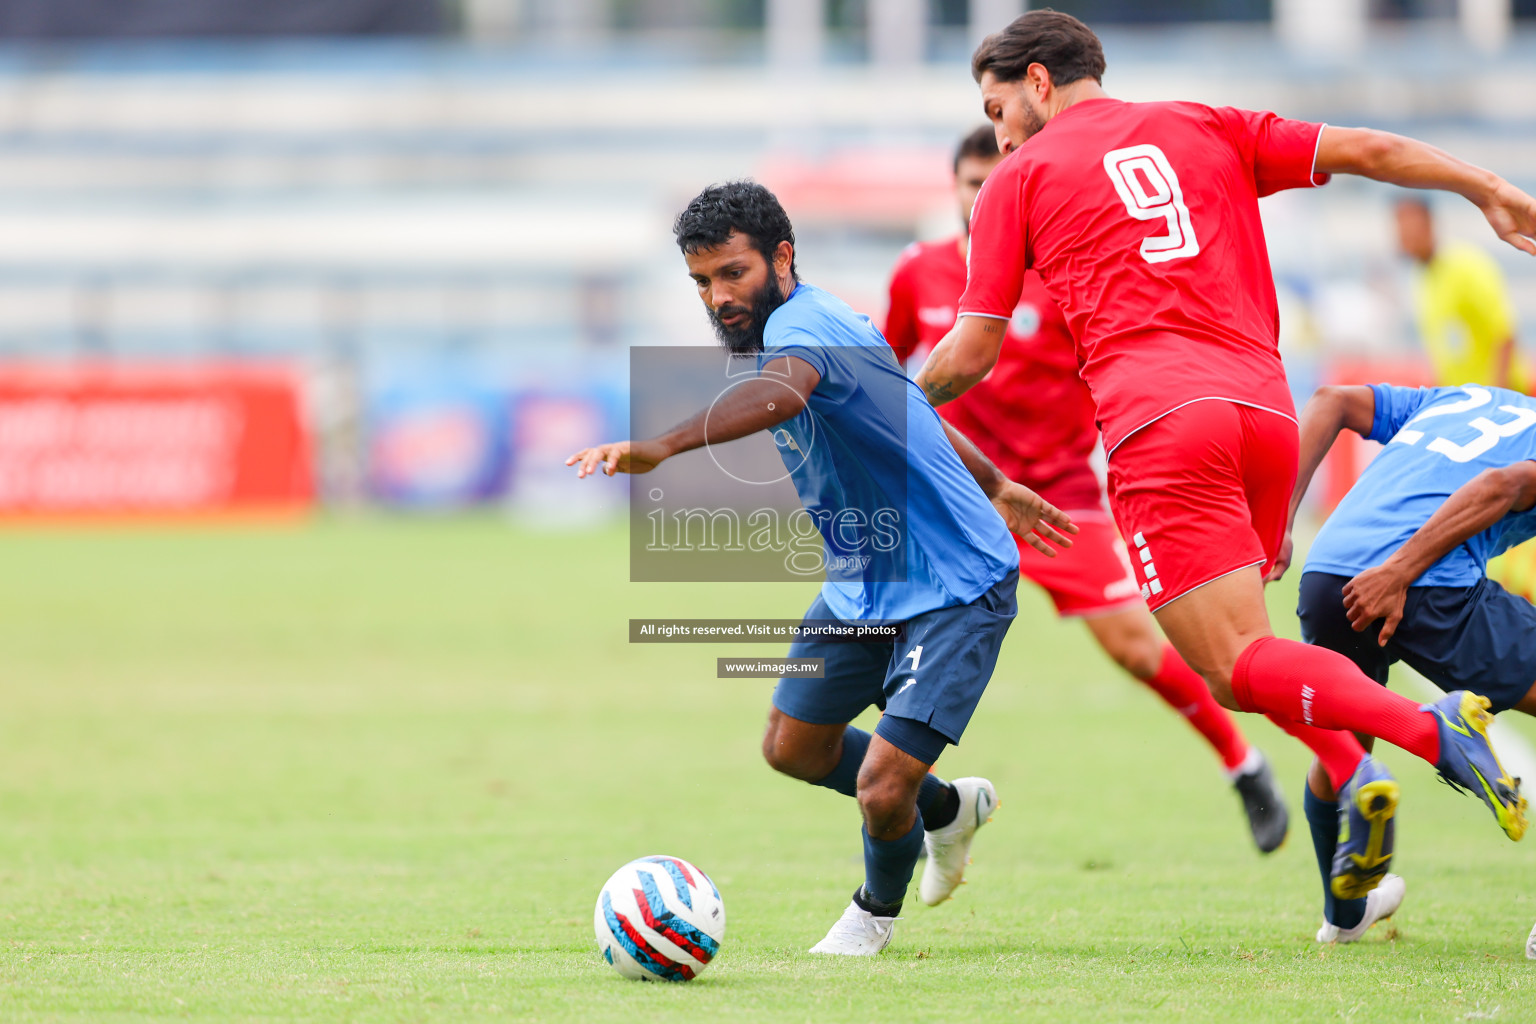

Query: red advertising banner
[0,363,313,518]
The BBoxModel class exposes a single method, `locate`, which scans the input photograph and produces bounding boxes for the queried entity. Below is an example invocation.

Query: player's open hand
[1342,564,1410,646]
[566,440,668,478]
[1479,179,1536,257]
[991,481,1078,557]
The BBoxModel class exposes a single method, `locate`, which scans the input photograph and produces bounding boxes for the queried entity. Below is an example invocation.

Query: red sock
[1262,712,1363,791]
[1141,643,1249,771]
[1231,636,1440,765]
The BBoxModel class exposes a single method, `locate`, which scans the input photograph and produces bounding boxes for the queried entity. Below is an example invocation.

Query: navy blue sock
[916,774,958,829]
[860,817,924,910]
[812,727,871,798]
[1303,783,1365,929]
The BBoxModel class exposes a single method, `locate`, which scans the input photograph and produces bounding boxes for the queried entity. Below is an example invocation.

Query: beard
[708,273,788,355]
[1018,102,1048,142]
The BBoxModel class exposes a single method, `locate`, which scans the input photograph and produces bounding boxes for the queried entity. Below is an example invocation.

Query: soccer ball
[594,855,725,981]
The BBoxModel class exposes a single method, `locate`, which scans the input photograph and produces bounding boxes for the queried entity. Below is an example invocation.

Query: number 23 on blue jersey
[1387,386,1536,464]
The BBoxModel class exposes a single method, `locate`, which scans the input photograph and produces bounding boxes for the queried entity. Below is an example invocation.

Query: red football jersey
[886,236,1102,511]
[959,99,1327,455]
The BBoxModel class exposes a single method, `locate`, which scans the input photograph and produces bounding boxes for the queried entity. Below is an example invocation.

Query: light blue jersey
[760,282,1017,622]
[1306,383,1536,586]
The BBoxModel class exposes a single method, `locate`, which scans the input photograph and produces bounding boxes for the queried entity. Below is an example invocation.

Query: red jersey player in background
[886,126,1288,854]
[917,10,1536,919]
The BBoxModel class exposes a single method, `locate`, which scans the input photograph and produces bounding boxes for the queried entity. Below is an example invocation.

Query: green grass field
[1,517,1533,1022]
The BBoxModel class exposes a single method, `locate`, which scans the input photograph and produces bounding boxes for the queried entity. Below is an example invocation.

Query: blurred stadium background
[0,0,1533,522]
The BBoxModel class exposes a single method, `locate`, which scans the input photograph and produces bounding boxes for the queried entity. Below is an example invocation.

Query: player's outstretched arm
[567,438,671,478]
[940,418,1008,497]
[568,354,820,478]
[940,419,1077,556]
[914,315,1007,406]
[1316,126,1536,257]
[1345,461,1536,644]
[1265,385,1376,582]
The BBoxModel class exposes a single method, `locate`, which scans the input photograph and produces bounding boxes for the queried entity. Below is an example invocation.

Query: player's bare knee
[1176,651,1242,710]
[759,715,784,769]
[1113,634,1165,680]
[1202,671,1240,711]
[1306,759,1336,801]
[761,737,832,782]
[760,718,836,781]
[759,730,794,776]
[856,778,916,839]
[1086,610,1164,680]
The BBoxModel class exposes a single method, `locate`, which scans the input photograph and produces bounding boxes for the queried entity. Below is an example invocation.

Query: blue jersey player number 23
[1307,384,1536,588]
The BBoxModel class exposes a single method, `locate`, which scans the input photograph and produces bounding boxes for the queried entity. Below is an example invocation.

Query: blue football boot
[1331,754,1399,901]
[1424,690,1527,841]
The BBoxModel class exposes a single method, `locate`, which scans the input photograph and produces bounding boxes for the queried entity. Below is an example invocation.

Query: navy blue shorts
[1297,571,1536,715]
[771,570,1018,765]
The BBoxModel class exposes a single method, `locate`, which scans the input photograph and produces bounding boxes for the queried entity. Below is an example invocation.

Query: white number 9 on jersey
[1102,144,1200,264]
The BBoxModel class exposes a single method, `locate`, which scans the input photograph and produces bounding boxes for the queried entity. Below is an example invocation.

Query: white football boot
[1316,873,1406,944]
[919,776,998,906]
[808,899,897,955]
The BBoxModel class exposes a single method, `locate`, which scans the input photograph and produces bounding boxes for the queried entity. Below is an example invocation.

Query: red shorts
[1017,512,1143,617]
[1105,400,1298,613]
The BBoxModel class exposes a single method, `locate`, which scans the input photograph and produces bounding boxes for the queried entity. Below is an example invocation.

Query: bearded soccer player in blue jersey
[1273,381,1536,943]
[568,181,1076,956]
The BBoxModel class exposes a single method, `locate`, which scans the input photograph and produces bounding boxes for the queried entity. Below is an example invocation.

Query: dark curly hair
[674,181,798,279]
[954,124,1000,173]
[971,9,1105,88]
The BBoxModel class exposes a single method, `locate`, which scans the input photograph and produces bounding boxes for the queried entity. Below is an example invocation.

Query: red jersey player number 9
[1102,145,1199,264]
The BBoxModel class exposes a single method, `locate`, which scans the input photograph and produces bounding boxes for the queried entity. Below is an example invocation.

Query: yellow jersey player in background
[1397,195,1525,390]
[1396,195,1535,598]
